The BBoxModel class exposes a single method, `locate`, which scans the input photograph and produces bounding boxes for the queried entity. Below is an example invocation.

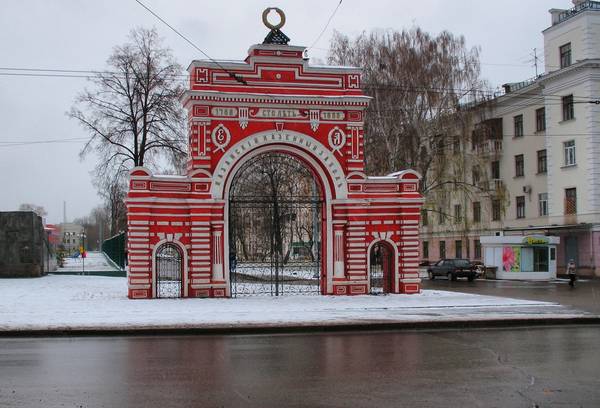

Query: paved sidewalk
[1,275,597,335]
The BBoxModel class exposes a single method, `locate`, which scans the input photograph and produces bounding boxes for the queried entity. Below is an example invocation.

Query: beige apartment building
[421,0,600,277]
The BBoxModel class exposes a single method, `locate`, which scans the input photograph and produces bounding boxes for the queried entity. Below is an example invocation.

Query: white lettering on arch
[210,130,348,199]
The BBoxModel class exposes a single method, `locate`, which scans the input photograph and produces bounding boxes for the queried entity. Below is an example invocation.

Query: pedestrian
[567,259,577,287]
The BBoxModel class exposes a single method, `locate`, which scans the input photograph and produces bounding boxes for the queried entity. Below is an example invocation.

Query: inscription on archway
[212,131,346,192]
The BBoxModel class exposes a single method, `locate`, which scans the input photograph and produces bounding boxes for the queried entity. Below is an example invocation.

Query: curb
[2,316,599,337]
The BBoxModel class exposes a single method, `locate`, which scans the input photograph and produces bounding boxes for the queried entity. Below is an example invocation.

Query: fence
[102,232,126,270]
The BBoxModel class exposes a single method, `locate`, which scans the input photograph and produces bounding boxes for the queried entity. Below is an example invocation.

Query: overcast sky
[0,0,569,224]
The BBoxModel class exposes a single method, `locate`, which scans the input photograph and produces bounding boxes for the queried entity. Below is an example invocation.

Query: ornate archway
[154,242,184,298]
[368,240,396,294]
[125,9,424,299]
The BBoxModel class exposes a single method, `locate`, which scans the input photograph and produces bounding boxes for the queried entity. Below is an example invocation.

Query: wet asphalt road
[422,277,600,315]
[1,326,600,408]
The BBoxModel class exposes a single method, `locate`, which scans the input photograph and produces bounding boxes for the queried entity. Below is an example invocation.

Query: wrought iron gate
[155,243,183,298]
[229,153,323,296]
[370,242,393,294]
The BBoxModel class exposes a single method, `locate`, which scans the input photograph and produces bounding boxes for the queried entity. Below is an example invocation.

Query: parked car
[427,259,477,281]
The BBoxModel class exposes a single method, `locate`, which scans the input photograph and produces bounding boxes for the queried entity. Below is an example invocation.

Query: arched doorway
[369,241,395,294]
[228,152,323,296]
[155,243,183,298]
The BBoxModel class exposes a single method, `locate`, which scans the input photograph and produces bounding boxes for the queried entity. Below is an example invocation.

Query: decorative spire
[262,7,290,45]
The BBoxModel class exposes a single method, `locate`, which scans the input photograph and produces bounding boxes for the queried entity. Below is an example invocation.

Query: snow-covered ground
[56,251,120,273]
[0,275,591,332]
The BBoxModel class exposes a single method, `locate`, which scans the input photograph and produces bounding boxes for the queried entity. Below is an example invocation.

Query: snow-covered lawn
[56,251,119,273]
[0,275,588,332]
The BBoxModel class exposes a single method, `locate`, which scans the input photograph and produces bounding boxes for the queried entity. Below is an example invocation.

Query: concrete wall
[0,211,50,277]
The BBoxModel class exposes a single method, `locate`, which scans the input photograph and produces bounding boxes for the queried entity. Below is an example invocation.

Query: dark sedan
[427,259,477,281]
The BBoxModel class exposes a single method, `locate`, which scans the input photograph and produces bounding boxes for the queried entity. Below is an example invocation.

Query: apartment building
[421,0,600,277]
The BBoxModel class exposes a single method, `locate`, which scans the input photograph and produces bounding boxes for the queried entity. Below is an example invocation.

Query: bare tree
[69,27,187,178]
[18,203,47,218]
[328,28,489,193]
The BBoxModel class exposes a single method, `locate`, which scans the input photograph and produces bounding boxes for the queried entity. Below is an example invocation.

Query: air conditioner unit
[523,185,532,194]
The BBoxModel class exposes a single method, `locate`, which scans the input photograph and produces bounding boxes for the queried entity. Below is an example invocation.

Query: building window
[562,95,574,121]
[439,241,446,259]
[516,196,526,219]
[564,140,576,166]
[537,149,547,174]
[560,43,572,68]
[474,239,482,259]
[539,193,548,216]
[455,240,463,258]
[513,114,523,137]
[492,199,501,221]
[491,160,500,179]
[473,201,481,223]
[423,241,429,259]
[472,166,480,186]
[453,136,460,153]
[536,108,546,132]
[421,209,428,226]
[515,154,524,177]
[438,207,445,224]
[565,188,577,214]
[454,204,462,223]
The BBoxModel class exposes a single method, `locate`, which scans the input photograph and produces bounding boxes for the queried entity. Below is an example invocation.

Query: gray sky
[0,0,564,224]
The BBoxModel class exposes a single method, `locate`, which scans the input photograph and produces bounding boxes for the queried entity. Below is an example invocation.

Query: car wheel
[468,275,475,282]
[428,271,434,280]
[447,272,453,281]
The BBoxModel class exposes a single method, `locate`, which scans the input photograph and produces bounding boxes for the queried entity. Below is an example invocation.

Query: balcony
[477,178,504,193]
[475,139,503,156]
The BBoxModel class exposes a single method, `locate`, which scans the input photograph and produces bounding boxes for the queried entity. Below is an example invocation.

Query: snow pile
[0,275,585,331]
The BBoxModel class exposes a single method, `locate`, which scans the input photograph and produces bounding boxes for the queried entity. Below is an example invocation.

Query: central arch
[227,151,325,296]
[219,134,340,296]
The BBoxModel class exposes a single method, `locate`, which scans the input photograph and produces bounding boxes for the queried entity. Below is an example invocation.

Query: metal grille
[229,153,322,296]
[155,243,183,298]
[370,242,393,295]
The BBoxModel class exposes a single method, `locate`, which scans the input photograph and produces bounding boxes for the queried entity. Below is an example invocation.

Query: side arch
[151,238,189,298]
[366,238,399,294]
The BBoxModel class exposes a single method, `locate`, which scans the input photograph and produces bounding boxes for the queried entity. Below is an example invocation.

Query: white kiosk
[480,235,560,281]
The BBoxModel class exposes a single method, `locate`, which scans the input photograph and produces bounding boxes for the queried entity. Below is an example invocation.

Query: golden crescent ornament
[262,7,286,30]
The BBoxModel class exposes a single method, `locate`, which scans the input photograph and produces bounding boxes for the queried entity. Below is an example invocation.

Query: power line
[133,0,247,85]
[308,0,343,51]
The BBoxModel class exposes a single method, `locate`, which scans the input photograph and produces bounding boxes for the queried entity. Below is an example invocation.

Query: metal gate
[229,153,323,296]
[155,243,183,298]
[370,242,393,294]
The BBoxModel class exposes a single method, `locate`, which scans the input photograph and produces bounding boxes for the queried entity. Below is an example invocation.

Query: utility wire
[308,0,343,51]
[133,0,247,85]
